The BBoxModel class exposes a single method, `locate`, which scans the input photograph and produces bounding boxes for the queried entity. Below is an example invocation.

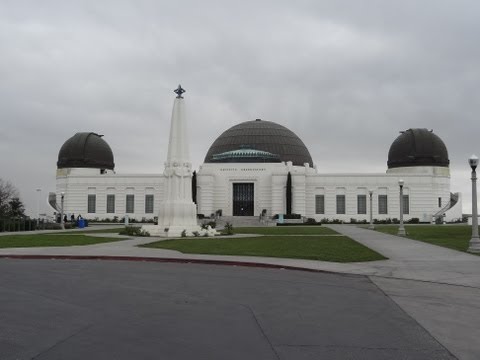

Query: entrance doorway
[233,183,254,216]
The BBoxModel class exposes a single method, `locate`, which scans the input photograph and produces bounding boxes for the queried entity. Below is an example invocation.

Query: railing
[432,192,459,221]
[0,218,39,232]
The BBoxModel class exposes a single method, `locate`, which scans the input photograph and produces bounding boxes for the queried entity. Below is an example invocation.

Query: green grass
[0,234,125,248]
[232,226,338,235]
[141,235,386,263]
[372,225,479,252]
[59,227,124,234]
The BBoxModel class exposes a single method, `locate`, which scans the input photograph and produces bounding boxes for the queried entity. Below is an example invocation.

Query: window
[315,195,325,214]
[438,197,442,208]
[106,194,115,213]
[126,194,134,213]
[145,195,154,214]
[378,195,388,214]
[403,195,409,215]
[336,195,346,214]
[357,195,367,214]
[87,194,96,213]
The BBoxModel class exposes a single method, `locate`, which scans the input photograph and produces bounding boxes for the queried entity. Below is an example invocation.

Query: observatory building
[55,92,462,224]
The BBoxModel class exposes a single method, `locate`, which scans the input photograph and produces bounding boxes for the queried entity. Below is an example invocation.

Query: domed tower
[204,119,313,167]
[57,132,115,173]
[53,132,115,218]
[387,128,449,175]
[198,119,313,218]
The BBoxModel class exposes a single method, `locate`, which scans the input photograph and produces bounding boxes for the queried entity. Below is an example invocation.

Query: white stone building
[54,99,462,224]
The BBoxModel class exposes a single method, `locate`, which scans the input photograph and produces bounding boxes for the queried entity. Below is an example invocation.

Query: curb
[0,254,355,276]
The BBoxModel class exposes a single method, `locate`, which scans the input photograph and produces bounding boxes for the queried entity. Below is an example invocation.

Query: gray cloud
[1,0,479,215]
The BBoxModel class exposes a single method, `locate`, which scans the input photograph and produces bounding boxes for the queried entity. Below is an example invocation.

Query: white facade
[56,167,164,221]
[56,161,462,223]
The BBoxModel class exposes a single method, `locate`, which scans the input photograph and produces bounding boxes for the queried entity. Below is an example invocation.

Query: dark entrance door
[233,183,254,216]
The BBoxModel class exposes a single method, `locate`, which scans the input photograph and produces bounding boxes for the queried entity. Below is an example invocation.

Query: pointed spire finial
[174,84,185,98]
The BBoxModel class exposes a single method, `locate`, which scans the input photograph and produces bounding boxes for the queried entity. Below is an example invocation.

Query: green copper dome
[210,148,282,163]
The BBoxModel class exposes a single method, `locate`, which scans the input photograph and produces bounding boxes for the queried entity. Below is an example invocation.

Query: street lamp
[36,188,41,220]
[468,155,480,253]
[60,192,65,230]
[368,189,375,230]
[398,179,406,236]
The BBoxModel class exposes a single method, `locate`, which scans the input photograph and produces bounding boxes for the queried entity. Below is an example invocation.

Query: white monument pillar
[143,85,200,237]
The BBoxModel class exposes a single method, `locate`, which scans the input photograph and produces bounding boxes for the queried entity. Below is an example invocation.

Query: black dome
[387,128,449,169]
[57,132,115,170]
[204,119,313,166]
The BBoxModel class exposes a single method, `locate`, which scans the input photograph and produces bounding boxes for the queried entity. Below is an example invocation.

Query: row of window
[88,194,154,214]
[315,194,409,215]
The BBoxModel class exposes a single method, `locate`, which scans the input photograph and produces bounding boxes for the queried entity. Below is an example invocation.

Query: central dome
[204,119,313,166]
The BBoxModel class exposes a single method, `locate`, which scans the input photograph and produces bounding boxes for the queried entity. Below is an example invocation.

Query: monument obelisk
[143,85,200,237]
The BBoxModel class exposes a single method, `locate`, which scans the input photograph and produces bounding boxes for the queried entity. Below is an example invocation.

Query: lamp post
[36,188,41,220]
[398,179,406,236]
[368,189,375,230]
[468,155,480,253]
[60,192,65,230]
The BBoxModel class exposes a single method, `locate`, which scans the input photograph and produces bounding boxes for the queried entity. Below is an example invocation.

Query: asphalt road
[0,259,455,360]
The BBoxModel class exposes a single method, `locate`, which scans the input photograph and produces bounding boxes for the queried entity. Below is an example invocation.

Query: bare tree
[0,179,20,217]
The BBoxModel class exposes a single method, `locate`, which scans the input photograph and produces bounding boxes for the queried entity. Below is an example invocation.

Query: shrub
[272,213,302,220]
[305,218,317,225]
[407,217,420,224]
[223,222,234,235]
[181,229,187,237]
[44,222,62,230]
[119,226,150,237]
[192,231,200,237]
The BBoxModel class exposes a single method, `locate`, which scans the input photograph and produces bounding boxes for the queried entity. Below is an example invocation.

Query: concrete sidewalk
[2,224,479,287]
[1,225,480,359]
[327,224,480,288]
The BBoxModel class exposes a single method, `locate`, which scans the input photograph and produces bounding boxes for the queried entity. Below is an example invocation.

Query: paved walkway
[2,225,479,287]
[1,225,480,359]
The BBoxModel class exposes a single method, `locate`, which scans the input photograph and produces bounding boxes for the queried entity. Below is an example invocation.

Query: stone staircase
[214,216,276,228]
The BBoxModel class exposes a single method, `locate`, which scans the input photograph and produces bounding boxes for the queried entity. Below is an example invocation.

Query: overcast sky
[1,0,479,216]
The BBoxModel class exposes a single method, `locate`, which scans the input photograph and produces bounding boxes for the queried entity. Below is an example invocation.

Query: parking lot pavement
[0,259,455,360]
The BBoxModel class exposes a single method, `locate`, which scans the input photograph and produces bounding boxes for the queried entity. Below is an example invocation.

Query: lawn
[0,234,125,248]
[372,225,479,252]
[232,226,338,235]
[59,227,125,234]
[141,235,386,262]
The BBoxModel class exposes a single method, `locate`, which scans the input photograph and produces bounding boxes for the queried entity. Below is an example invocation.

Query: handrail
[433,192,459,219]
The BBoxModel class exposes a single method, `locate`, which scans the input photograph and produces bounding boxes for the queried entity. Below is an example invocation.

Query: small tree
[286,172,292,215]
[192,170,197,204]
[0,179,20,217]
[8,197,25,217]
